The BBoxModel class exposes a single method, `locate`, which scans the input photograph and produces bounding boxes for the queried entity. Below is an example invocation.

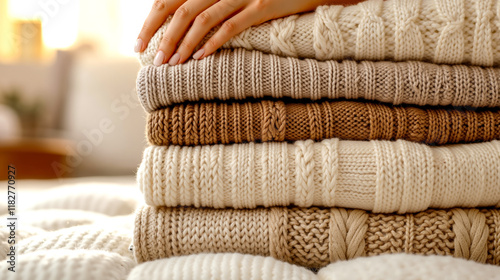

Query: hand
[135,0,363,66]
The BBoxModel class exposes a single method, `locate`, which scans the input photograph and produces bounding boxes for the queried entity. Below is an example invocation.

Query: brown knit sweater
[147,100,500,146]
[134,206,500,268]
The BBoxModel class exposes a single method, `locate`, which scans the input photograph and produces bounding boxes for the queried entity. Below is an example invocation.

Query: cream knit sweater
[127,253,500,280]
[139,0,500,66]
[138,139,500,213]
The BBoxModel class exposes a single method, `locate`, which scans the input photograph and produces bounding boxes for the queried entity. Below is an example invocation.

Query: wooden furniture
[0,138,74,179]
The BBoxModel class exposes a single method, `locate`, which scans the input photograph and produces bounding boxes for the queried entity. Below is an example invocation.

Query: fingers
[136,0,184,53]
[175,0,246,64]
[154,0,218,66]
[199,7,260,59]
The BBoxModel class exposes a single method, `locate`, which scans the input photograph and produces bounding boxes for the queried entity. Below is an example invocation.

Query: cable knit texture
[133,206,500,268]
[137,49,500,112]
[148,100,500,146]
[139,0,500,66]
[127,253,500,280]
[137,139,500,213]
[0,250,135,280]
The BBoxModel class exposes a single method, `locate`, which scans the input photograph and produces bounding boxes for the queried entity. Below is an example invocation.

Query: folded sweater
[148,100,500,146]
[137,49,500,112]
[138,139,500,213]
[128,253,500,280]
[133,206,500,268]
[139,0,500,66]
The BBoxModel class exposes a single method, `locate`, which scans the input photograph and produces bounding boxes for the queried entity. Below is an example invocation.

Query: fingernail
[154,51,165,66]
[193,48,205,60]
[134,38,143,53]
[168,53,180,66]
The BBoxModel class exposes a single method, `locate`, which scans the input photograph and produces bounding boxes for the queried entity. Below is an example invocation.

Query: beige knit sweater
[133,206,500,268]
[137,49,500,112]
[137,139,500,213]
[139,0,500,66]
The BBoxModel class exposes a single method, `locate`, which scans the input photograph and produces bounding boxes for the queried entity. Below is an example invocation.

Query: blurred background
[0,0,155,179]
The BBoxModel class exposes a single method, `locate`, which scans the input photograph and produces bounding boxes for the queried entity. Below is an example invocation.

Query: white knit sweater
[127,253,500,280]
[139,0,500,66]
[138,139,500,213]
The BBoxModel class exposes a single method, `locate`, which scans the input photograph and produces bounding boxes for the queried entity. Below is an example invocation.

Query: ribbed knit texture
[137,49,500,112]
[128,253,500,280]
[0,250,135,280]
[139,0,500,66]
[133,206,500,268]
[137,139,500,213]
[0,226,45,260]
[148,100,500,146]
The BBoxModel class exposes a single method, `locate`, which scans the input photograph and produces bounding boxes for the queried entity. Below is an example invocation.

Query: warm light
[119,0,154,57]
[9,0,79,49]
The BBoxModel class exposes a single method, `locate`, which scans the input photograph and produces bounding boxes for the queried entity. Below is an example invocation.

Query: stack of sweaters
[133,0,500,272]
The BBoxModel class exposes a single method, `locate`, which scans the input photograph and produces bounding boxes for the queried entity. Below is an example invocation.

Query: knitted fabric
[317,254,500,280]
[8,209,108,231]
[139,0,500,66]
[0,250,135,280]
[127,253,316,280]
[138,139,500,213]
[27,184,140,216]
[0,226,45,260]
[128,253,500,280]
[137,49,500,112]
[147,100,500,146]
[17,225,134,260]
[133,206,500,268]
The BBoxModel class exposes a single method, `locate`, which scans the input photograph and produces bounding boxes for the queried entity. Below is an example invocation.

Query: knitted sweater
[137,49,500,111]
[5,209,108,231]
[128,253,500,280]
[148,100,500,146]
[138,139,500,213]
[139,0,500,66]
[133,206,500,268]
